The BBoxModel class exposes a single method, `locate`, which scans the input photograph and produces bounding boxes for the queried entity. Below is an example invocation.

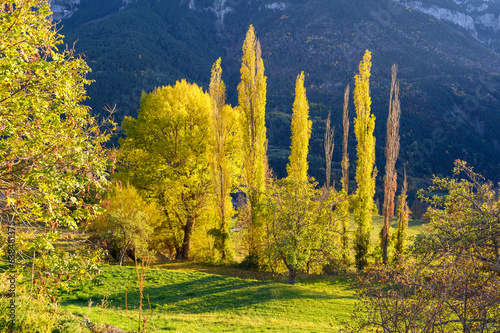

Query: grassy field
[60,264,358,332]
[370,215,428,239]
[58,216,428,332]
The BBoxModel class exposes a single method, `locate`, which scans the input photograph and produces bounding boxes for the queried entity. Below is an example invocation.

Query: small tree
[266,179,338,284]
[339,84,351,267]
[341,84,351,196]
[91,183,161,265]
[324,109,335,190]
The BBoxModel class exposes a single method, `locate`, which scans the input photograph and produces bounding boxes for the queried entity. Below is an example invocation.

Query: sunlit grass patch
[61,264,357,332]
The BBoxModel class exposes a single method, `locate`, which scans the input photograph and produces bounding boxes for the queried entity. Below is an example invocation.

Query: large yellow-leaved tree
[118,80,212,260]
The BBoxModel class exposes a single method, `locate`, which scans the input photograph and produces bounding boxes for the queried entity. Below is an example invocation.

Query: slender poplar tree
[237,25,267,265]
[209,58,240,260]
[353,50,377,270]
[288,72,312,184]
[340,84,351,266]
[381,64,402,264]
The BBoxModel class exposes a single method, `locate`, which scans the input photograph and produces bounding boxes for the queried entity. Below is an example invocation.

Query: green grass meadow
[58,216,428,332]
[61,264,357,332]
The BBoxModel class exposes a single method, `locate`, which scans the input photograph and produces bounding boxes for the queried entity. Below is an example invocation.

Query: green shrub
[0,273,90,333]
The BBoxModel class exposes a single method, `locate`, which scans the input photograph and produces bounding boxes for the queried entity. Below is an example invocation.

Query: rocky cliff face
[51,0,499,51]
[50,0,80,21]
[396,0,500,51]
[50,0,137,21]
[188,0,499,52]
[185,0,289,25]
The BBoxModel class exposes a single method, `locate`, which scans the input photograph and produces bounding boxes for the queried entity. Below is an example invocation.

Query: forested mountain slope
[56,0,500,187]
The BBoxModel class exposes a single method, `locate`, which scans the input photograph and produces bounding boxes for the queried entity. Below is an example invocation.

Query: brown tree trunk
[175,247,182,260]
[118,241,131,266]
[178,217,195,260]
[287,265,298,285]
[220,186,227,260]
[246,192,261,268]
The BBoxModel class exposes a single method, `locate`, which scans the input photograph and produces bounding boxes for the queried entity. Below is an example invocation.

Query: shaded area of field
[59,216,428,331]
[61,264,357,332]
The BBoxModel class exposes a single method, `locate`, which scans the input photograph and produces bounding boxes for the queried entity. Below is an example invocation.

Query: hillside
[56,0,500,187]
[396,0,500,52]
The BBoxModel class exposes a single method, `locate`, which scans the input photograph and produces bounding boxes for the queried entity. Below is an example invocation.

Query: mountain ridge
[52,0,500,51]
[54,0,500,186]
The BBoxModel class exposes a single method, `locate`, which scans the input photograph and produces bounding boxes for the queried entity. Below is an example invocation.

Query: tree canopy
[0,2,114,327]
[287,72,311,184]
[118,80,212,260]
[0,0,112,230]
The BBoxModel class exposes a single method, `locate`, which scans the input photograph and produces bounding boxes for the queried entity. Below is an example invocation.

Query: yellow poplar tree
[237,25,267,265]
[353,50,377,270]
[287,72,312,184]
[209,58,240,260]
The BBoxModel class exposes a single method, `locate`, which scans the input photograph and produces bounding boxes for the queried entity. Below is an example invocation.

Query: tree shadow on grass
[61,268,353,314]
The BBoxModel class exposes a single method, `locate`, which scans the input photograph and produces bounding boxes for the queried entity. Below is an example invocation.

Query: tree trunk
[221,194,227,260]
[175,248,182,260]
[381,212,390,264]
[118,241,130,266]
[178,217,195,260]
[245,194,261,268]
[287,266,298,285]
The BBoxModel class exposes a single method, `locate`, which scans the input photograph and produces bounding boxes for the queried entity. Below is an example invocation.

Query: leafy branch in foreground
[0,0,115,331]
[345,160,500,332]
